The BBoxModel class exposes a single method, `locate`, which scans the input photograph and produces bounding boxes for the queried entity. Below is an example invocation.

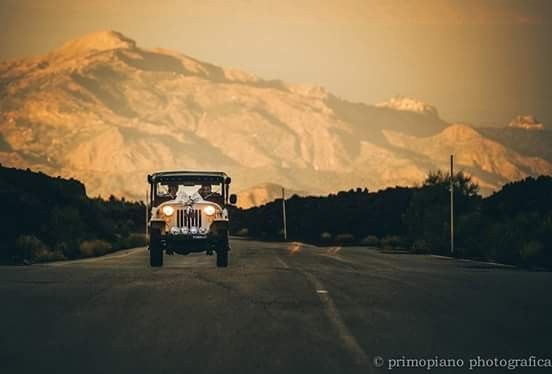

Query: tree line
[229,172,552,268]
[0,165,146,263]
[2,164,550,268]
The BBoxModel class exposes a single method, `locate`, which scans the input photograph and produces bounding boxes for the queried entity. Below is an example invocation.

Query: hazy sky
[1,0,551,126]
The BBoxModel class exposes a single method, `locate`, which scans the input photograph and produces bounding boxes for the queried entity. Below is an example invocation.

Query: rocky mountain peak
[54,30,136,56]
[439,123,481,140]
[508,115,545,130]
[375,96,438,116]
[0,31,550,203]
[286,84,329,99]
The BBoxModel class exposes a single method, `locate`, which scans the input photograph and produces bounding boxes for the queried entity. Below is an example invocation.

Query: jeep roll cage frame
[147,171,234,207]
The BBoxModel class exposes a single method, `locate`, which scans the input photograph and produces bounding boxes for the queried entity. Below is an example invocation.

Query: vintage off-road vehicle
[146,171,237,267]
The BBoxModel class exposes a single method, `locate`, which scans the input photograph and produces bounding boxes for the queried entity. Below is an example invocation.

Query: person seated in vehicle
[198,184,223,204]
[168,183,178,199]
[156,183,179,205]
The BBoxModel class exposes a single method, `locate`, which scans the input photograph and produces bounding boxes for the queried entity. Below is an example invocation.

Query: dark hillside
[230,173,552,268]
[479,127,552,163]
[0,165,146,263]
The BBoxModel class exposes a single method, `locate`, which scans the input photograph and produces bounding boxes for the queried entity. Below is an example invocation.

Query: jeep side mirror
[229,194,237,205]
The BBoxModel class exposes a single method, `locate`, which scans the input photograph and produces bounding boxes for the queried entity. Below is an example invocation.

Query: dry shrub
[236,228,249,236]
[380,235,404,249]
[361,235,379,247]
[520,241,544,267]
[15,235,49,262]
[121,233,147,249]
[334,233,355,245]
[79,240,112,258]
[411,239,431,254]
[319,232,332,243]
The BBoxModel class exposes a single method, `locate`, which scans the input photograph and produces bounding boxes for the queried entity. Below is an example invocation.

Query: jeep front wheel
[149,228,163,267]
[216,234,229,267]
[216,249,228,267]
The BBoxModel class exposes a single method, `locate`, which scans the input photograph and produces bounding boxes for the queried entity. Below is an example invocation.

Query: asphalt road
[1,239,551,374]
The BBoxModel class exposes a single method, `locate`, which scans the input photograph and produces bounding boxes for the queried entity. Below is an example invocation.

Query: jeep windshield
[156,182,222,197]
[155,182,224,205]
[148,172,230,207]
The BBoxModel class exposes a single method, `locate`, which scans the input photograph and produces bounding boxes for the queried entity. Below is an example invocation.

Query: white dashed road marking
[276,255,372,370]
[275,255,290,269]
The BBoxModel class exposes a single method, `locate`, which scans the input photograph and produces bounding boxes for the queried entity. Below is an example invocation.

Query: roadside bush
[520,241,544,267]
[380,235,404,249]
[235,228,249,236]
[79,240,112,258]
[360,235,379,247]
[15,235,50,262]
[55,241,80,259]
[319,232,332,243]
[119,233,147,249]
[410,239,431,254]
[456,212,487,259]
[33,250,65,263]
[276,229,286,239]
[334,233,355,245]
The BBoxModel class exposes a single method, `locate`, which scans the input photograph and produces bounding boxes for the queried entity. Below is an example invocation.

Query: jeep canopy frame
[147,171,232,207]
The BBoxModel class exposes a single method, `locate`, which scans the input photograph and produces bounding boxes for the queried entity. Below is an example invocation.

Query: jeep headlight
[203,205,216,216]
[162,205,175,216]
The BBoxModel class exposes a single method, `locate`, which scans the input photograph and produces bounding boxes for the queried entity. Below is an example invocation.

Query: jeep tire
[216,249,228,267]
[216,234,229,268]
[149,228,163,267]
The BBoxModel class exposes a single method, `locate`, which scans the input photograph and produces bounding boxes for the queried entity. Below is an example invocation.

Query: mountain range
[1,31,551,207]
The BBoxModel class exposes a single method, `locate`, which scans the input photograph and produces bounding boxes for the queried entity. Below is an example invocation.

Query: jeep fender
[149,219,166,231]
[210,220,229,236]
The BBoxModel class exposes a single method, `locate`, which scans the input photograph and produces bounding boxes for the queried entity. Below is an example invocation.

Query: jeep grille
[176,209,203,228]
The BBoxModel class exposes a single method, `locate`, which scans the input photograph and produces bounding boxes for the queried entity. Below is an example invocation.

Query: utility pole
[450,154,454,255]
[145,187,149,238]
[282,187,287,241]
